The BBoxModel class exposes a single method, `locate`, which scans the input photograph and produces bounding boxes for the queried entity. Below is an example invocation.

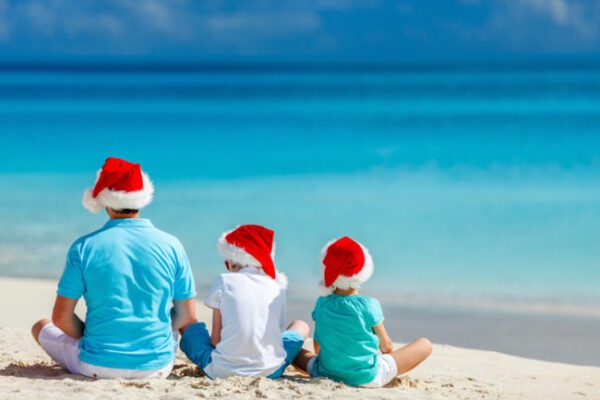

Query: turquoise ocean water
[1,63,600,318]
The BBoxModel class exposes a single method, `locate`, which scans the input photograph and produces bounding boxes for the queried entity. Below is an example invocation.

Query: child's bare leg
[285,320,314,373]
[389,337,433,375]
[292,348,316,373]
[287,320,310,339]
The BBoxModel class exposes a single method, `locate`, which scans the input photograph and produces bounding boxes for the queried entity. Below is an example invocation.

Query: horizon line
[1,58,600,73]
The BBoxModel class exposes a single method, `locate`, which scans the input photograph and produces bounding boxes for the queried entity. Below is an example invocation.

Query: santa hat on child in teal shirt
[320,236,374,294]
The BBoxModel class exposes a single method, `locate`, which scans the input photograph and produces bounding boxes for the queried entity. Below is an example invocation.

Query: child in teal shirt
[296,237,432,387]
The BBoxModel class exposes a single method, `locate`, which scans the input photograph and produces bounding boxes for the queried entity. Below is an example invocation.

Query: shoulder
[313,295,330,310]
[147,226,185,248]
[352,295,381,313]
[144,227,190,259]
[206,274,228,295]
[360,295,381,308]
[217,272,230,282]
[217,271,252,289]
[211,273,229,288]
[357,296,383,322]
[68,226,109,252]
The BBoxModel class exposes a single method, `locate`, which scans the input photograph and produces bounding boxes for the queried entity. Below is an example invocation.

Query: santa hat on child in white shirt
[82,157,154,213]
[320,236,374,293]
[217,224,288,289]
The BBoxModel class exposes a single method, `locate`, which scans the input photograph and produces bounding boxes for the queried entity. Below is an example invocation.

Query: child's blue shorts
[180,322,304,379]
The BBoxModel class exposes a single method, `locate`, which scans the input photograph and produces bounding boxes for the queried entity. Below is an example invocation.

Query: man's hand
[52,295,85,339]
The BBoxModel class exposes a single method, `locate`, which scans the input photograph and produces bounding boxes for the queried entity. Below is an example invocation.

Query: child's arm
[210,308,223,347]
[313,338,320,354]
[373,322,394,354]
[171,299,197,332]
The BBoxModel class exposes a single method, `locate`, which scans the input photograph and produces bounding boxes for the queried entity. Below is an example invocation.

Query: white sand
[0,277,598,399]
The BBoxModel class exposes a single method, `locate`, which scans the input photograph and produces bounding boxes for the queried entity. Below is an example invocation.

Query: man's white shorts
[38,323,174,379]
[306,353,398,388]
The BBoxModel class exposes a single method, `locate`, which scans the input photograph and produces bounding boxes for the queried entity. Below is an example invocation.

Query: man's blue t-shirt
[57,218,196,370]
[312,294,384,386]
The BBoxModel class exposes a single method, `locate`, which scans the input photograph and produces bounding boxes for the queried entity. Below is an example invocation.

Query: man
[31,157,197,379]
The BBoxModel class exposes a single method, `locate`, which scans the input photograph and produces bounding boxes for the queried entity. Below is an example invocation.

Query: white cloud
[63,14,124,39]
[0,0,9,41]
[14,0,126,39]
[0,0,324,53]
[1,0,599,56]
[0,0,198,52]
[511,0,597,38]
[118,0,193,38]
[23,1,58,37]
[518,0,569,24]
[207,12,321,36]
[312,0,377,10]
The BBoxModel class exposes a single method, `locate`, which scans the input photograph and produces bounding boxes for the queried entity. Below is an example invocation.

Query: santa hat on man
[320,236,374,293]
[82,157,154,213]
[217,224,288,289]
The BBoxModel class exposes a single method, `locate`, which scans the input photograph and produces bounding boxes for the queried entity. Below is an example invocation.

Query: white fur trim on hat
[82,171,154,213]
[217,231,261,268]
[217,229,286,287]
[275,272,288,290]
[318,239,374,294]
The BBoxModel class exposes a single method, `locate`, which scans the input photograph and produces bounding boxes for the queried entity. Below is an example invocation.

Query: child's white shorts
[307,353,398,388]
[361,354,398,388]
[38,323,174,379]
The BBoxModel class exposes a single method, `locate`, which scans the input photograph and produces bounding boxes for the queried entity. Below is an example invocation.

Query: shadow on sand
[0,361,87,380]
[0,361,208,381]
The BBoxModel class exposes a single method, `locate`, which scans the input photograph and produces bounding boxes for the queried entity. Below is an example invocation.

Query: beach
[2,0,600,396]
[1,277,598,400]
[2,62,600,398]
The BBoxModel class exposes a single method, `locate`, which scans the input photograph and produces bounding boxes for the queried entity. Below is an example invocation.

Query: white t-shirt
[204,267,287,378]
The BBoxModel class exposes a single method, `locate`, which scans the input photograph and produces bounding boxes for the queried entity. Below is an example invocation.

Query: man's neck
[107,208,140,219]
[110,214,139,219]
[334,287,359,296]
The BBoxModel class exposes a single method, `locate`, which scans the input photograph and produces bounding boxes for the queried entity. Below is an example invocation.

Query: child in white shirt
[180,224,309,379]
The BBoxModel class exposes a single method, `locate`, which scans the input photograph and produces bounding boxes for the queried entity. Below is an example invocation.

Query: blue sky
[0,0,599,61]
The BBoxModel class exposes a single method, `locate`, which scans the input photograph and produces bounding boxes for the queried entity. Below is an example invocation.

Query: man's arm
[373,322,394,354]
[210,308,222,347]
[52,295,85,339]
[172,299,197,332]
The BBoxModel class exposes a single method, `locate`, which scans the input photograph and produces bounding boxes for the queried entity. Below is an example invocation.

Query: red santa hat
[82,157,154,213]
[217,224,287,289]
[320,236,374,293]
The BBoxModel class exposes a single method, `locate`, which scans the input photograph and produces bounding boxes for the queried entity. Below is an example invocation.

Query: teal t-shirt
[312,294,384,386]
[57,218,196,370]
